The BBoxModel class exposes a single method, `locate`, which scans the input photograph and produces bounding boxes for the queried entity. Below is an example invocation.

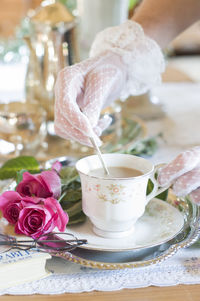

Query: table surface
[1,285,200,301]
[3,61,200,300]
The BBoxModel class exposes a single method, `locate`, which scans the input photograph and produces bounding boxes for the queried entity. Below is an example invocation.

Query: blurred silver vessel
[77,0,129,59]
[25,0,79,122]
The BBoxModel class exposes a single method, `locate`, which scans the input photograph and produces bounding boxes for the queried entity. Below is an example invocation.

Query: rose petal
[0,191,22,209]
[16,172,51,198]
[16,170,61,199]
[0,191,23,224]
[52,161,62,173]
[15,198,67,238]
[44,198,68,231]
[39,171,61,199]
[4,203,21,224]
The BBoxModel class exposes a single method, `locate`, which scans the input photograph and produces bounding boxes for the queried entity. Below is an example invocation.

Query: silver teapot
[25,1,79,121]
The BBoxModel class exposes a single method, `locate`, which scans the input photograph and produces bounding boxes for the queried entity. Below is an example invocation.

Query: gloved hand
[54,21,164,146]
[54,52,126,146]
[158,147,200,204]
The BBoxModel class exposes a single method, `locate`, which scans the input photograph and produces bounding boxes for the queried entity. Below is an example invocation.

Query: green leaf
[58,166,85,225]
[67,211,86,225]
[146,179,168,201]
[157,189,169,202]
[60,166,79,186]
[16,169,27,185]
[0,156,40,180]
[61,181,81,194]
[60,189,82,204]
[126,136,159,157]
[146,179,154,195]
[65,200,83,217]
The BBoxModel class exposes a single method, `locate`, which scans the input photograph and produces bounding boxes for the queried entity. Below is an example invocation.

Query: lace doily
[0,247,200,295]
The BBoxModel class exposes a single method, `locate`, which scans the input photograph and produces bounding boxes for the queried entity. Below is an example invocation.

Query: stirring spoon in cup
[80,107,110,176]
[90,136,110,176]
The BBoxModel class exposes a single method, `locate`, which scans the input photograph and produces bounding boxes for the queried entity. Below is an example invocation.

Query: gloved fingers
[190,188,200,205]
[158,147,200,187]
[55,52,125,145]
[54,116,102,147]
[93,114,112,137]
[76,54,110,76]
[172,166,200,197]
[81,64,123,127]
[55,95,102,147]
[55,65,94,138]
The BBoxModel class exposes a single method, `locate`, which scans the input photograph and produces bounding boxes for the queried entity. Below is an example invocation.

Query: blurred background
[0,0,200,160]
[1,0,200,102]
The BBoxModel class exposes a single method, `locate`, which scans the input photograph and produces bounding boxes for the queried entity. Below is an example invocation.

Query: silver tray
[53,192,200,270]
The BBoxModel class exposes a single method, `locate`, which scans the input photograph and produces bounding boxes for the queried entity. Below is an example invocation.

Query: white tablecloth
[150,82,200,163]
[1,82,200,295]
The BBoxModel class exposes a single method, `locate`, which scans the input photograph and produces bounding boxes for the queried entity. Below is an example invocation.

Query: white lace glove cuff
[89,20,165,99]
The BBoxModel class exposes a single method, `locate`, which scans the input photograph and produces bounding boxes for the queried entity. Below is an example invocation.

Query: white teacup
[76,154,168,238]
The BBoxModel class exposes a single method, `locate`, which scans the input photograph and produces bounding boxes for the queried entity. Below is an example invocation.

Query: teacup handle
[146,163,170,204]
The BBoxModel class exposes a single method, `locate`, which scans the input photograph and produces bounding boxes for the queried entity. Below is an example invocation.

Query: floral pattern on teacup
[98,183,127,204]
[107,184,125,195]
[94,184,100,191]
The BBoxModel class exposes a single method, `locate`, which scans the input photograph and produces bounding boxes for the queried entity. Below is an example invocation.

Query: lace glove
[54,20,165,146]
[158,147,200,205]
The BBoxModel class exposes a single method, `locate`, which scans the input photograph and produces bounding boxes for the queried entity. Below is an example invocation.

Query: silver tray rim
[52,193,200,270]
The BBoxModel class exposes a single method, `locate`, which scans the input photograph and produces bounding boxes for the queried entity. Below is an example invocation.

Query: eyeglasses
[0,232,87,254]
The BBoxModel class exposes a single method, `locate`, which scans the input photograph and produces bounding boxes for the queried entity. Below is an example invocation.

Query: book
[0,249,51,290]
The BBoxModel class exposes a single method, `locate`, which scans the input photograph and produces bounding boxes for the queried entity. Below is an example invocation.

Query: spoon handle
[90,137,109,176]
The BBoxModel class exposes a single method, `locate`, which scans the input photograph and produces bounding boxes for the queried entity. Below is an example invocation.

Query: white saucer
[66,198,184,252]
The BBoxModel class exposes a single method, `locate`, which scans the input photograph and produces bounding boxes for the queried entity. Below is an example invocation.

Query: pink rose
[0,191,40,224]
[0,191,23,224]
[16,170,61,199]
[15,197,68,239]
[52,161,62,173]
